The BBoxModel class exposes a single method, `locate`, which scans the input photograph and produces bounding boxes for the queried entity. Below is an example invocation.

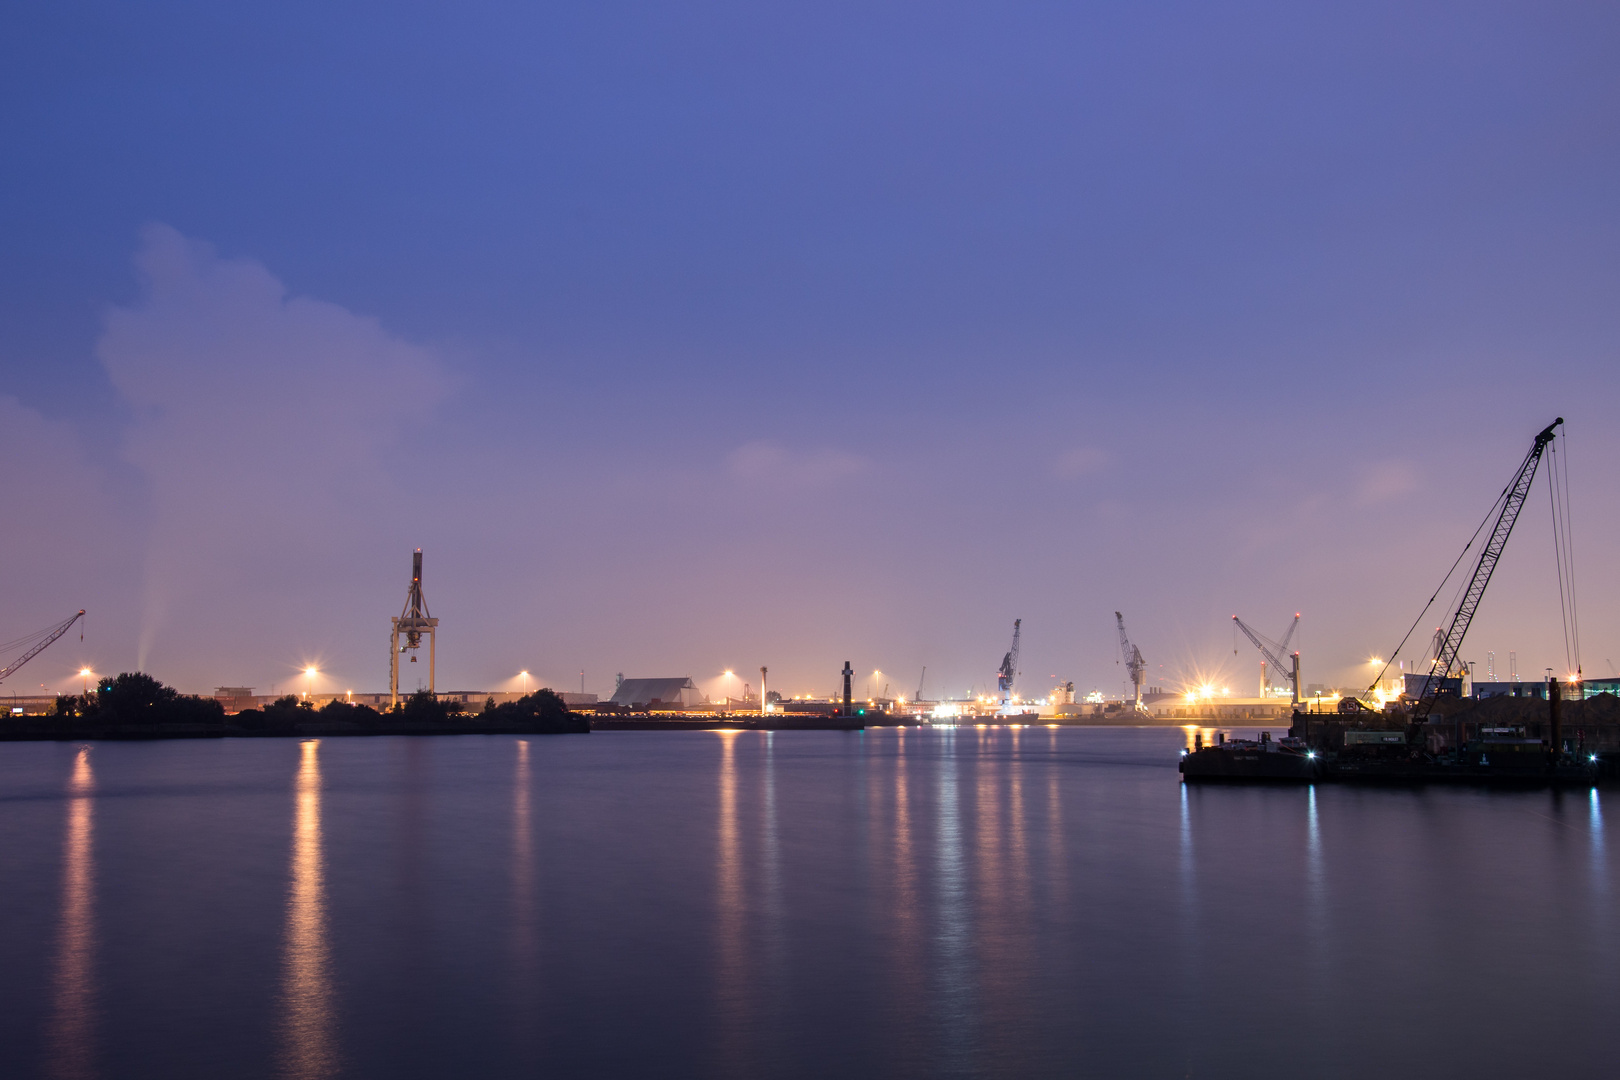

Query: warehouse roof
[608,677,700,707]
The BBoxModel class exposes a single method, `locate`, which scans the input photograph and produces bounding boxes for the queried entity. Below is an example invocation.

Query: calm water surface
[0,727,1614,1079]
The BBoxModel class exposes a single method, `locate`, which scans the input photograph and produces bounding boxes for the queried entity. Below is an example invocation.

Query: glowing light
[304,667,318,678]
[78,668,92,677]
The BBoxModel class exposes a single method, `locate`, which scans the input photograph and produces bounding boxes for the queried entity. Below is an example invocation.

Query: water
[0,727,1614,1079]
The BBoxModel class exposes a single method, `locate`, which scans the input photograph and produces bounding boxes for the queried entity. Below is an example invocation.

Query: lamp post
[520,670,530,696]
[304,666,318,703]
[79,668,92,696]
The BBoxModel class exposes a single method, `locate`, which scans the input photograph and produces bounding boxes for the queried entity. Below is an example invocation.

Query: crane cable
[1547,435,1581,679]
[1368,477,1513,696]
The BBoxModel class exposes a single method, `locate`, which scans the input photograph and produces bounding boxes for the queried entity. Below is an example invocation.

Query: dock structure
[390,549,438,708]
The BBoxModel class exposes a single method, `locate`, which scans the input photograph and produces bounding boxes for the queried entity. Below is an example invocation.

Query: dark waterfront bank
[0,717,590,741]
[10,672,588,740]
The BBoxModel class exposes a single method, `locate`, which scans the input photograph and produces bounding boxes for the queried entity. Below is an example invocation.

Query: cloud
[1054,447,1110,478]
[1355,460,1418,505]
[726,440,868,487]
[98,224,449,672]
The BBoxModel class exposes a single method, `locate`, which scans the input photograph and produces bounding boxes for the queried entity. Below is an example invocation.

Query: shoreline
[0,716,1271,742]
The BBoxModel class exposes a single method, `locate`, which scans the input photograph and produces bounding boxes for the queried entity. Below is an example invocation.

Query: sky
[3,1,1617,702]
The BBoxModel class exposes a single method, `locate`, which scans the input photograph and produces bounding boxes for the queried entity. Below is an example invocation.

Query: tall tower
[390,549,440,707]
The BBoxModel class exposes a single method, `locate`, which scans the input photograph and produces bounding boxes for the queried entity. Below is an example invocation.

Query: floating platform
[1180,729,1599,786]
[1179,733,1319,783]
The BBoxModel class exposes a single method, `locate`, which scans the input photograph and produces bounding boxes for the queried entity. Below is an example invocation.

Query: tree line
[50,672,586,734]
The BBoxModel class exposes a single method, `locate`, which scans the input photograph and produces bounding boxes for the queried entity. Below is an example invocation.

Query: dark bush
[401,689,449,725]
[489,689,587,733]
[80,672,224,726]
[318,699,382,728]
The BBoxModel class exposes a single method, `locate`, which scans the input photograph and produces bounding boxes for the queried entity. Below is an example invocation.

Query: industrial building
[606,677,703,710]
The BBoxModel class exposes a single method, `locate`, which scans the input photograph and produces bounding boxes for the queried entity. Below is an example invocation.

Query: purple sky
[3,2,1617,700]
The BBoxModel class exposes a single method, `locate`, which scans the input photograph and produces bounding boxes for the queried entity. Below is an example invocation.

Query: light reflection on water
[1591,788,1605,893]
[6,727,1620,1080]
[278,739,336,1080]
[713,730,746,1075]
[509,739,538,1066]
[44,747,96,1080]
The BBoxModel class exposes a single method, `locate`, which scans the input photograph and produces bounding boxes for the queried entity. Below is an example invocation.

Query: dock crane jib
[1115,612,1145,711]
[997,619,1022,710]
[1233,614,1300,705]
[1391,418,1564,724]
[0,609,86,685]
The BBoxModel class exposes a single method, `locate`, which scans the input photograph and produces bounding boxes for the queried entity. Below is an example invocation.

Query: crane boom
[1115,612,1145,710]
[1233,615,1298,704]
[0,610,86,684]
[1278,613,1300,653]
[997,619,1022,708]
[1410,418,1561,723]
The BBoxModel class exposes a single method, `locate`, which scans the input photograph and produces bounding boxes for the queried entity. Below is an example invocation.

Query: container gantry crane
[997,619,1022,711]
[1115,612,1145,711]
[390,549,439,708]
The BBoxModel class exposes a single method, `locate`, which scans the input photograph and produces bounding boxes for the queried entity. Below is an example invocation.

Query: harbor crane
[1232,613,1298,696]
[1233,614,1299,705]
[1115,612,1145,710]
[997,619,1022,710]
[390,549,439,708]
[1374,418,1566,725]
[0,609,86,685]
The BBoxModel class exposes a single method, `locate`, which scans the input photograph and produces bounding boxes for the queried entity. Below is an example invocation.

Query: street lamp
[79,668,92,696]
[520,670,530,695]
[304,666,318,702]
